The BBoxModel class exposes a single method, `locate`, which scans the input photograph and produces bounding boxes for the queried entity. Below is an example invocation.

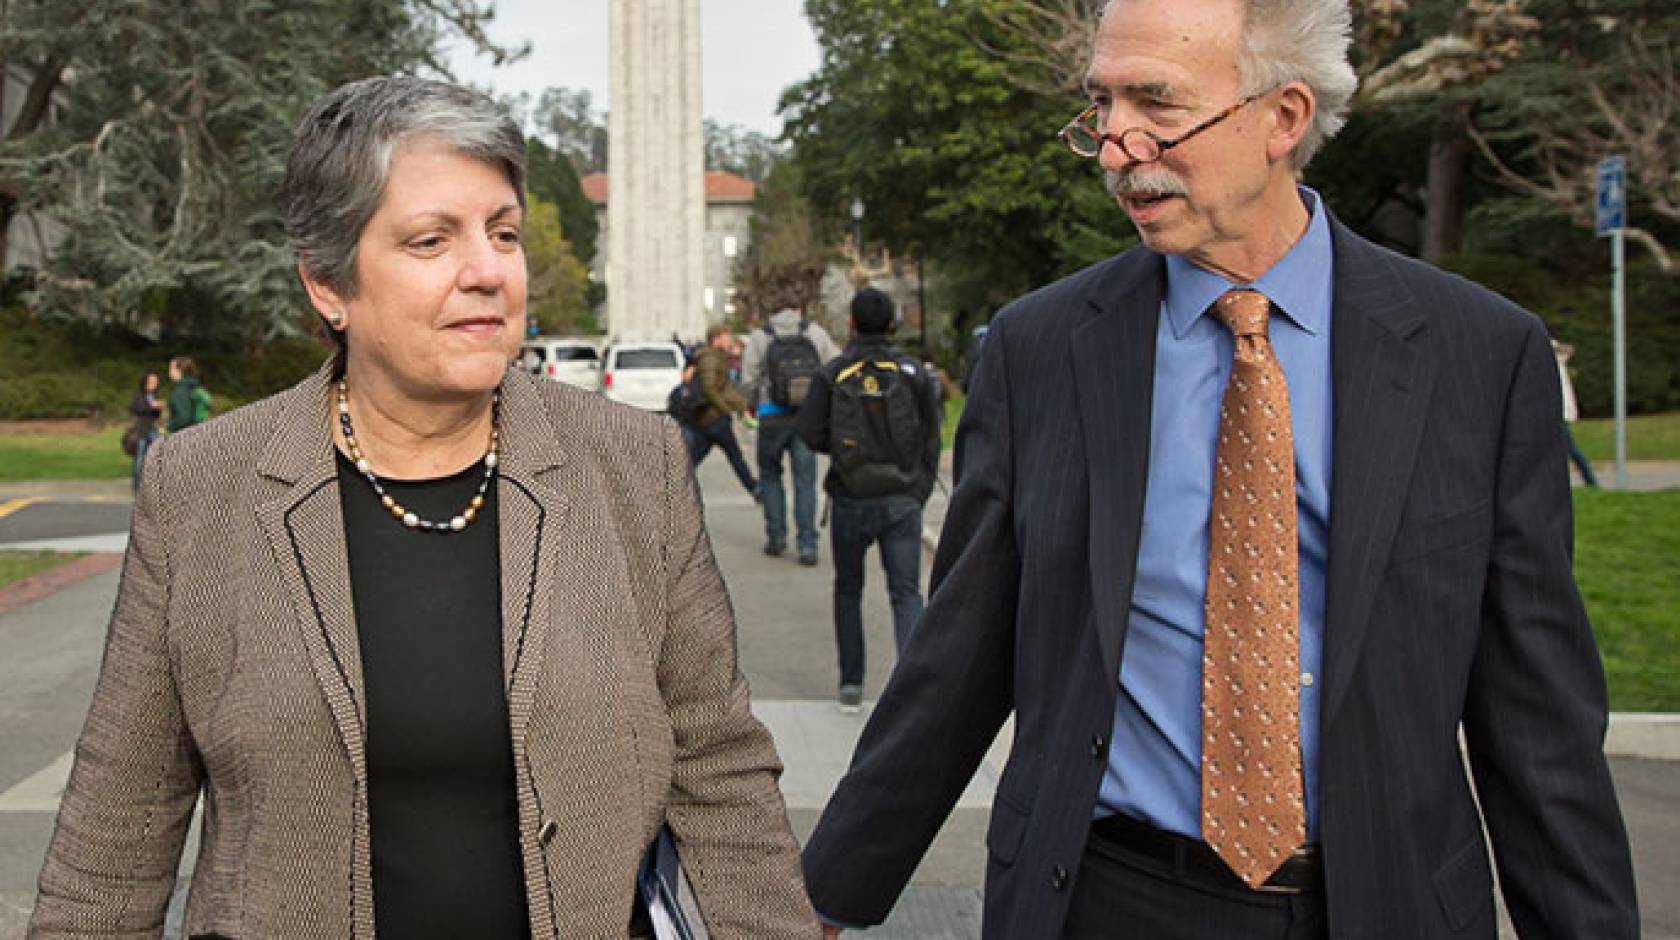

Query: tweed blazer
[30,365,821,940]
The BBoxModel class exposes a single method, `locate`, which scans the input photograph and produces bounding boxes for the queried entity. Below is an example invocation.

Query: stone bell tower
[607,0,706,342]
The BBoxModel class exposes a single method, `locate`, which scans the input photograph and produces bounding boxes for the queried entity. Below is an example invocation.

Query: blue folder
[638,825,711,940]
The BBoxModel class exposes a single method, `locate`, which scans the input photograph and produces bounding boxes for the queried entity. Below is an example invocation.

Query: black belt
[1090,813,1322,895]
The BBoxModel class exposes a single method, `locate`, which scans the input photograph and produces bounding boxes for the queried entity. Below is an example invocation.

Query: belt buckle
[1250,848,1316,895]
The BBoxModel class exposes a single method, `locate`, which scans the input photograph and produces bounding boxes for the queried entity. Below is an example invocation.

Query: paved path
[1578,459,1680,492]
[0,448,1675,938]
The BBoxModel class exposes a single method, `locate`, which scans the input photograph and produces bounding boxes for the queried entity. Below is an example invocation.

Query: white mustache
[1107,167,1189,199]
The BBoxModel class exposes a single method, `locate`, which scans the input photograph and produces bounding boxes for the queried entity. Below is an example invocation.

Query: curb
[0,552,124,618]
[1606,713,1680,762]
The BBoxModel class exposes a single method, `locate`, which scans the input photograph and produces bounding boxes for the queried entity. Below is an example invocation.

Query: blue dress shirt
[1097,188,1334,842]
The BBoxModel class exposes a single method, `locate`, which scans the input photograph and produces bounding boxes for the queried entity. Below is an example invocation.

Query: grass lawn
[0,550,89,589]
[1573,487,1680,711]
[942,395,964,450]
[0,427,132,481]
[1574,411,1680,462]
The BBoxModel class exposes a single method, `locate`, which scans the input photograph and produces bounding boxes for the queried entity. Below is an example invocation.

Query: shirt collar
[1162,186,1333,339]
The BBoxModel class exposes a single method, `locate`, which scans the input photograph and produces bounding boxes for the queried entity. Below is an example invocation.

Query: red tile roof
[705,171,757,203]
[575,171,755,206]
[579,172,608,205]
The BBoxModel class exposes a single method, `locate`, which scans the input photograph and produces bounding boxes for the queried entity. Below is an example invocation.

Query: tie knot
[1214,290,1271,338]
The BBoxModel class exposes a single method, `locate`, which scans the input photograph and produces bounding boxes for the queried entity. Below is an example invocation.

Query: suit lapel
[1071,251,1164,683]
[255,367,369,783]
[1321,222,1435,724]
[493,374,574,745]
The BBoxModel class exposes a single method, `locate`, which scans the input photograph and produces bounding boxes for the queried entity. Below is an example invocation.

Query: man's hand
[823,927,843,939]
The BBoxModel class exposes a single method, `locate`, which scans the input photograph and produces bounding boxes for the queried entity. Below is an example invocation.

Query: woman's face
[306,137,527,401]
[144,373,159,393]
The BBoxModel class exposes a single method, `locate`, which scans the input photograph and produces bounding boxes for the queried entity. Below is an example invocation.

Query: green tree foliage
[518,85,607,174]
[731,161,829,324]
[526,138,599,267]
[522,197,594,336]
[784,0,1131,318]
[0,0,521,346]
[1465,0,1680,272]
[703,119,783,183]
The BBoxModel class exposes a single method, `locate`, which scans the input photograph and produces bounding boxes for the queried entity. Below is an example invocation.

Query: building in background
[581,170,755,330]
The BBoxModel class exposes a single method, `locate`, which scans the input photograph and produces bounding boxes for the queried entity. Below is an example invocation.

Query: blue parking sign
[1595,157,1626,237]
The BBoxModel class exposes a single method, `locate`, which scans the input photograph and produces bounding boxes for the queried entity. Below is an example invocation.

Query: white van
[601,341,686,412]
[520,338,602,391]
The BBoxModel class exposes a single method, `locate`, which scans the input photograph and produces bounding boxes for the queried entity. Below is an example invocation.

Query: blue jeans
[131,430,157,490]
[757,423,817,555]
[1564,426,1598,486]
[831,493,925,687]
[685,418,757,495]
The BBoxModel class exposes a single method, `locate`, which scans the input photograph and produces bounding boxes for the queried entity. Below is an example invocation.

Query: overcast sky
[445,0,821,136]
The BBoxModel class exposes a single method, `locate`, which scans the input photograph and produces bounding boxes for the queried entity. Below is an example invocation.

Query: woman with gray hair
[30,76,819,939]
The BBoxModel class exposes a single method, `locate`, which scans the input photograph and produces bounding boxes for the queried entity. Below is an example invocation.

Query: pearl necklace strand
[336,379,500,533]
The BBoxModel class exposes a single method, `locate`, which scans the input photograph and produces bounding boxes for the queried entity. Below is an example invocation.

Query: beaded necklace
[335,379,499,533]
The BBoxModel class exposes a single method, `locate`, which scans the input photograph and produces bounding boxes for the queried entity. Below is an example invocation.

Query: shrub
[0,372,119,421]
[1436,255,1680,418]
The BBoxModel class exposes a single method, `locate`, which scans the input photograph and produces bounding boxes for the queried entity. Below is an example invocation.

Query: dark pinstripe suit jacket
[31,366,820,939]
[802,219,1638,938]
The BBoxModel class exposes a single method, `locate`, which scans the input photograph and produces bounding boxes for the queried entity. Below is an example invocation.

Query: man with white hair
[800,0,1638,937]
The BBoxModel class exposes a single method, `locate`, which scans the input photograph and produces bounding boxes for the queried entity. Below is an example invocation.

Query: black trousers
[684,417,757,495]
[1060,825,1328,940]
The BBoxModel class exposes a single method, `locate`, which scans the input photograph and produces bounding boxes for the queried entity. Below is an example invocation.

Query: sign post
[1595,157,1627,489]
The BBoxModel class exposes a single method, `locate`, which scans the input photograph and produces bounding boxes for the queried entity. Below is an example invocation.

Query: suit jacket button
[1051,864,1069,891]
[1090,734,1107,758]
[538,819,559,844]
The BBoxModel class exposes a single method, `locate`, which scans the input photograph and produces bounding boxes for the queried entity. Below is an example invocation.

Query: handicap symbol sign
[1595,157,1626,237]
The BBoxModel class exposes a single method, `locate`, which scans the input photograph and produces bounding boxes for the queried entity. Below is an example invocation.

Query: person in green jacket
[685,324,759,499]
[166,356,211,432]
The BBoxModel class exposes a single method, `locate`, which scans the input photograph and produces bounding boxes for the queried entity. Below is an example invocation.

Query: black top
[336,449,530,939]
[129,390,161,435]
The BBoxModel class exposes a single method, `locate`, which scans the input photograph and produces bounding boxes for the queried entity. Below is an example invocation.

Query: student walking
[797,288,941,712]
[165,356,211,432]
[125,372,163,489]
[741,303,839,565]
[681,323,760,499]
[1553,339,1599,486]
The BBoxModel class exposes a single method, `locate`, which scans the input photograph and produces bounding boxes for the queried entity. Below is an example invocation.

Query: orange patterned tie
[1201,289,1306,889]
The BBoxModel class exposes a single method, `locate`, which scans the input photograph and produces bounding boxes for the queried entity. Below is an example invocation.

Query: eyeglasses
[1058,90,1270,163]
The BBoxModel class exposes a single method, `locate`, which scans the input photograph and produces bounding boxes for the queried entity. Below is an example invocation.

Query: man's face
[1085,0,1278,270]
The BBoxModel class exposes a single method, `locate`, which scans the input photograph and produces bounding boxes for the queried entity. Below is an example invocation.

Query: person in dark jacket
[797,287,941,712]
[128,372,163,489]
[686,323,759,499]
[165,356,207,432]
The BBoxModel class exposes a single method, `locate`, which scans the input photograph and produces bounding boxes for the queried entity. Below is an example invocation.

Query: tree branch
[4,49,67,141]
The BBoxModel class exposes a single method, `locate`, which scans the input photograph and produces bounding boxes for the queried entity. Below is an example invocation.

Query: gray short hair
[1236,0,1358,169]
[282,76,526,301]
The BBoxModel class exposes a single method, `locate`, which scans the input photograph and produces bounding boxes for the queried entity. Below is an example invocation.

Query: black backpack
[763,323,822,408]
[828,353,928,497]
[667,375,706,427]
